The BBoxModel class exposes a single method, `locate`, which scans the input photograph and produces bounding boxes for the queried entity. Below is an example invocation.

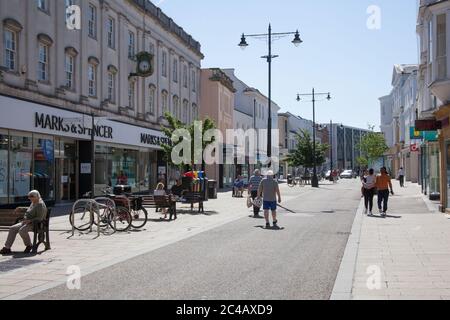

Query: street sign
[410,127,438,141]
[410,144,419,152]
[415,120,442,131]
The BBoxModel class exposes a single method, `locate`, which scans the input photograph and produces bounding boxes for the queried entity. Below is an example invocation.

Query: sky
[156,0,419,130]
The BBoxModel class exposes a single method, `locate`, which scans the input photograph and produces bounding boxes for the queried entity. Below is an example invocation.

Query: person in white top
[362,168,376,215]
[397,167,405,188]
[154,182,168,219]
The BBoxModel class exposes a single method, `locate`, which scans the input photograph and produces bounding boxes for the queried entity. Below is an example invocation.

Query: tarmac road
[30,180,361,300]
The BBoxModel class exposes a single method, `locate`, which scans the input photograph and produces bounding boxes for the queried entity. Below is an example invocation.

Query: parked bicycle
[101,187,148,229]
[69,197,132,233]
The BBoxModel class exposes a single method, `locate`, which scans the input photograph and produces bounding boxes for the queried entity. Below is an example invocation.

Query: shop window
[0,130,8,204]
[9,133,32,203]
[33,136,55,201]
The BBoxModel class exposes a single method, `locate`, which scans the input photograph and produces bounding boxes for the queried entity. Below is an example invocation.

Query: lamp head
[296,94,301,102]
[239,34,248,50]
[292,30,303,47]
[327,93,332,101]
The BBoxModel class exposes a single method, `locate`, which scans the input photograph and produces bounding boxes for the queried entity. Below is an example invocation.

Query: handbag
[247,196,253,208]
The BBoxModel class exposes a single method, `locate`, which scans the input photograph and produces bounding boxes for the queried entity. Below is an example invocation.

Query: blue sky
[157,0,418,129]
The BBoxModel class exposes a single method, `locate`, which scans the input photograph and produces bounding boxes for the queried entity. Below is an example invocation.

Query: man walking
[397,167,405,188]
[376,167,394,217]
[248,169,263,217]
[258,170,282,229]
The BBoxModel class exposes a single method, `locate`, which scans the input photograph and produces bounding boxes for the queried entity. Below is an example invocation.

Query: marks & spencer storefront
[0,95,169,207]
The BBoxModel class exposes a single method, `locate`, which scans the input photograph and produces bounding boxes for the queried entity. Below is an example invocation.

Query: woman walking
[362,169,376,216]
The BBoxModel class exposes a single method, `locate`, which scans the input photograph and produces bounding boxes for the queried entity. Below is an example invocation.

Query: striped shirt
[248,175,263,192]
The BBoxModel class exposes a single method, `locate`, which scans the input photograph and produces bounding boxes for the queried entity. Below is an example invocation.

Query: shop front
[0,95,168,207]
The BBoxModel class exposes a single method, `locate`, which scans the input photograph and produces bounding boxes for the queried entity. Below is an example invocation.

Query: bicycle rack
[71,198,116,237]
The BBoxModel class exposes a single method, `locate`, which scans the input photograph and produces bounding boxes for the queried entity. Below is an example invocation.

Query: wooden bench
[181,192,205,213]
[142,195,177,220]
[0,209,24,227]
[0,208,51,254]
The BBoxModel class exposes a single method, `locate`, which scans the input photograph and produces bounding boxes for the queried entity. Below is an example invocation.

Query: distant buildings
[379,64,419,183]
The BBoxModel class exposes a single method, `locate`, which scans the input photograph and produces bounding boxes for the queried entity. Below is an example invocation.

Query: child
[154,182,168,219]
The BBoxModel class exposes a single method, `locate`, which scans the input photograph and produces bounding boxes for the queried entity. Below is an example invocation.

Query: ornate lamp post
[239,25,302,162]
[296,89,331,188]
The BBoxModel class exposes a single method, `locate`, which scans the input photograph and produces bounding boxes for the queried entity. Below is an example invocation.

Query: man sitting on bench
[0,190,47,255]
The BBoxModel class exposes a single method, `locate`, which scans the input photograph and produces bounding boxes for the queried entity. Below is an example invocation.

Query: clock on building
[135,52,154,77]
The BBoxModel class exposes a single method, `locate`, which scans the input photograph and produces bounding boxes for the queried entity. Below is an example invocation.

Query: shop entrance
[55,140,77,202]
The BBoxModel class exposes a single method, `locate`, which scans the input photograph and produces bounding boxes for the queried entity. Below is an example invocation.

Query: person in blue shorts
[257,170,282,229]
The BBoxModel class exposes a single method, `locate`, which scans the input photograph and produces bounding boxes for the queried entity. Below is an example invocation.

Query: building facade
[278,112,314,178]
[379,64,420,183]
[223,68,280,177]
[417,0,449,204]
[0,0,203,206]
[330,124,371,173]
[200,68,235,188]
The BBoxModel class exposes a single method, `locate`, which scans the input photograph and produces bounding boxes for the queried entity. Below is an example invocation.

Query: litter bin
[113,185,132,195]
[208,180,217,199]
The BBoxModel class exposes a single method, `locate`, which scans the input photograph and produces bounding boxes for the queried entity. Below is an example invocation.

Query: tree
[285,129,329,173]
[160,112,217,171]
[357,127,388,169]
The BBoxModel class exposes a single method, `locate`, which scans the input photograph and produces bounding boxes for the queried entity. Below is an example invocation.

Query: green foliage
[285,129,329,168]
[160,112,217,170]
[357,127,388,168]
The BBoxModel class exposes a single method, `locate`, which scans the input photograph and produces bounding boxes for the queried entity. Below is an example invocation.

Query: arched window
[147,85,156,115]
[192,103,198,120]
[161,90,168,115]
[183,99,189,123]
[173,95,180,119]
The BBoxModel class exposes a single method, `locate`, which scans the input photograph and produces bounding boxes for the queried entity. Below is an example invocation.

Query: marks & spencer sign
[35,113,114,139]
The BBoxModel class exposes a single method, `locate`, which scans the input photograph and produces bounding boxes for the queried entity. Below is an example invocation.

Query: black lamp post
[239,25,302,162]
[296,89,331,188]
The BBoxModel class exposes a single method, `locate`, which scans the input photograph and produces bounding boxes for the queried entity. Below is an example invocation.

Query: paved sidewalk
[0,185,304,300]
[333,181,450,300]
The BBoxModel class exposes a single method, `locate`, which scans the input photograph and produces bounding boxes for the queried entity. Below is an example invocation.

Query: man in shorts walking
[258,170,282,229]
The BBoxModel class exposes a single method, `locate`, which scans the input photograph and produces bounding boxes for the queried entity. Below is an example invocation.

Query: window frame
[128,80,135,109]
[148,85,156,115]
[88,63,97,97]
[37,42,49,82]
[3,29,17,72]
[162,51,167,78]
[107,17,115,49]
[64,53,74,90]
[173,59,178,83]
[107,71,115,103]
[88,4,97,39]
[128,30,135,59]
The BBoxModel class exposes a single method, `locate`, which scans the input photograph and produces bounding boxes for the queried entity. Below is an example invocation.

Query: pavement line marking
[330,199,364,300]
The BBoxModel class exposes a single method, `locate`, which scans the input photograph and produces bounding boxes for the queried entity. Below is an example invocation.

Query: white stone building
[223,68,280,178]
[0,0,203,205]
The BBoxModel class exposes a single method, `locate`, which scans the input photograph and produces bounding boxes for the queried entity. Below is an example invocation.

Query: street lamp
[239,25,302,162]
[296,89,332,188]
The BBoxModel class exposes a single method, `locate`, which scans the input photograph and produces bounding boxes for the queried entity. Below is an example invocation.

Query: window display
[9,133,32,203]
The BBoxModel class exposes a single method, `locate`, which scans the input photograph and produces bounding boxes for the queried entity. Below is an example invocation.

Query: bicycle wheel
[108,206,132,232]
[70,203,94,232]
[130,206,148,229]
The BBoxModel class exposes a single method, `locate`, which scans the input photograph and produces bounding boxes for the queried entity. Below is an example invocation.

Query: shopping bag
[247,196,253,208]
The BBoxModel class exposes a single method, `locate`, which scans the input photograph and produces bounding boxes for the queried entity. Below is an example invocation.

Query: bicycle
[101,187,148,229]
[70,197,132,233]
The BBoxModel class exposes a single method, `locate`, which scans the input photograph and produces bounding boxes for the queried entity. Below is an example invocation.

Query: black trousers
[363,188,375,211]
[251,190,260,216]
[399,175,405,187]
[377,190,390,213]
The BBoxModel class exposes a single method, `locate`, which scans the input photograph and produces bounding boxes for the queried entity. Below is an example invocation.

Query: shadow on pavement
[254,226,285,231]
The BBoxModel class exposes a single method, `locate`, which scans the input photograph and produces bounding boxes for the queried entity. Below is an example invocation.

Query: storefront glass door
[56,140,77,202]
